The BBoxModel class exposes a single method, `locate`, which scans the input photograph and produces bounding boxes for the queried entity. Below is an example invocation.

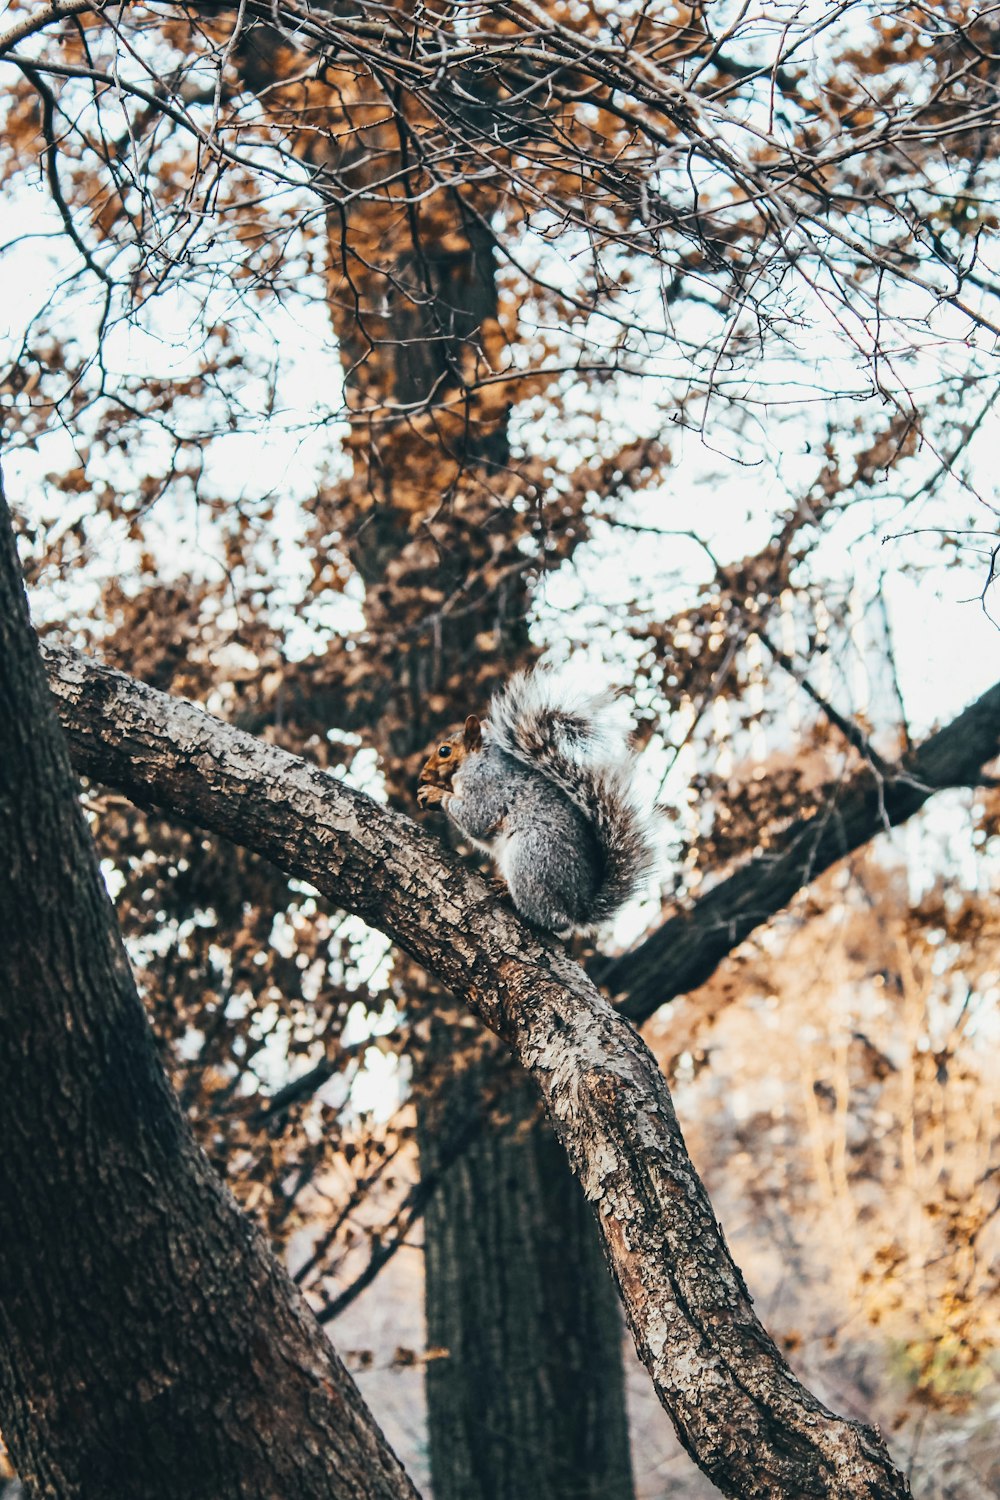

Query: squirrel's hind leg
[496,836,583,937]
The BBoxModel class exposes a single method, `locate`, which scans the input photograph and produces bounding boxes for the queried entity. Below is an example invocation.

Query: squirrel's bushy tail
[488,667,658,927]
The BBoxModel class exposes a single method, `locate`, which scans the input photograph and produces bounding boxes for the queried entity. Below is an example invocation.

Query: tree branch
[600,679,1000,1024]
[43,642,911,1499]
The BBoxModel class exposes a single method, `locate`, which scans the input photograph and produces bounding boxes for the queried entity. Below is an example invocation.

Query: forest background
[0,0,999,1497]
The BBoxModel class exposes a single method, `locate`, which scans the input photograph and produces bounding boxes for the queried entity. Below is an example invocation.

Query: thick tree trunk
[419,1033,634,1500]
[0,484,419,1500]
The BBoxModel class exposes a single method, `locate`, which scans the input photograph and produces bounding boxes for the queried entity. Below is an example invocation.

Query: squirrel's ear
[463,714,483,751]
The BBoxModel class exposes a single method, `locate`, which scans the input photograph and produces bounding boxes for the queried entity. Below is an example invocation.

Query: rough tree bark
[0,489,419,1499]
[39,641,969,1499]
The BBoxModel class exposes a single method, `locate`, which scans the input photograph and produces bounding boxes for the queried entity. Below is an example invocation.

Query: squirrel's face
[417,715,484,804]
[419,731,462,789]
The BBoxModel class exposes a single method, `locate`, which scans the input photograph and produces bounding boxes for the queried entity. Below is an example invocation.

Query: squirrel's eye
[438,745,452,758]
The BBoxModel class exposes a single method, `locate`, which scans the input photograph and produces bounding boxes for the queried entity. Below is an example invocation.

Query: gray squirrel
[417,667,657,934]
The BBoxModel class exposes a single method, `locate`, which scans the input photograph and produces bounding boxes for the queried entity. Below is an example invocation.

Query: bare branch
[6,0,1000,356]
[602,679,1000,1024]
[756,624,892,775]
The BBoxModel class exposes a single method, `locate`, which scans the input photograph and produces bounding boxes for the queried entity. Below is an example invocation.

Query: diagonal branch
[43,642,911,1499]
[600,679,1000,1024]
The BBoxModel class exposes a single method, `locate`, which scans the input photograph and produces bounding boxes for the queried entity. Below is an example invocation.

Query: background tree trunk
[297,73,640,1500]
[0,480,419,1500]
[419,1028,634,1500]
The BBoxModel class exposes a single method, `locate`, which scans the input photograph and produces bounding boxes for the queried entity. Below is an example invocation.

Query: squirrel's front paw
[418,783,446,808]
